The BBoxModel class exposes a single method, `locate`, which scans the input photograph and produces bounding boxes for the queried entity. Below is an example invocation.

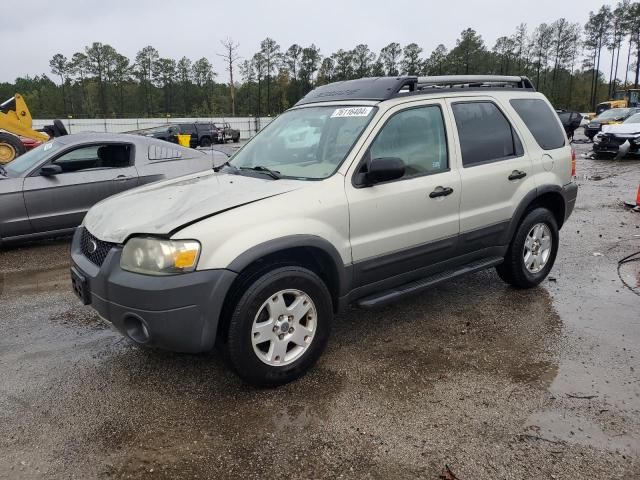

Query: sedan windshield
[229,106,377,180]
[597,108,631,120]
[623,113,640,124]
[5,141,60,176]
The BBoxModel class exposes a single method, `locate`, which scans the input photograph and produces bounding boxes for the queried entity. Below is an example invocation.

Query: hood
[601,123,640,135]
[84,171,304,243]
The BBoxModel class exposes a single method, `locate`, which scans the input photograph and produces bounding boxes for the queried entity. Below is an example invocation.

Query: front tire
[224,266,333,387]
[200,136,212,148]
[496,208,559,289]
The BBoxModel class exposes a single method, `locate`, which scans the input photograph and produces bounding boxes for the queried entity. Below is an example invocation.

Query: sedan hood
[601,123,640,135]
[84,171,304,243]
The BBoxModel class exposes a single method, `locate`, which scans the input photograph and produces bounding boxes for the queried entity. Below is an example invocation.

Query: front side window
[229,106,376,180]
[369,105,448,178]
[452,101,524,167]
[50,144,132,173]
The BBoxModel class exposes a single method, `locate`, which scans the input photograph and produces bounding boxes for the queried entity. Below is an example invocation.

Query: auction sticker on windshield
[331,107,373,118]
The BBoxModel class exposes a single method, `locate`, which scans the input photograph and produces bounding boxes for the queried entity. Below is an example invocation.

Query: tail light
[571,148,576,177]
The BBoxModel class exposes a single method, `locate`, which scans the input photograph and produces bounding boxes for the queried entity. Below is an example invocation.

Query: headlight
[121,237,201,275]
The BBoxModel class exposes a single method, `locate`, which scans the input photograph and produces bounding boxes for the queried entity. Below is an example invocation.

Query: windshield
[624,113,640,124]
[598,108,631,120]
[5,141,60,176]
[229,106,377,180]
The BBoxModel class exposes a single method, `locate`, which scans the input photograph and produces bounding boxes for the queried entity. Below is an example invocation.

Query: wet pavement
[1,134,639,479]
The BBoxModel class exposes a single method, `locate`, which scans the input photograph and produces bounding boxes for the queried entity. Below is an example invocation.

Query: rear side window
[452,101,524,167]
[510,99,565,150]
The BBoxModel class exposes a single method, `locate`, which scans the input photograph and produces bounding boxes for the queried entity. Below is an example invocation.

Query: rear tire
[496,208,559,289]
[224,265,333,387]
[200,137,212,148]
[0,133,26,164]
[233,135,240,143]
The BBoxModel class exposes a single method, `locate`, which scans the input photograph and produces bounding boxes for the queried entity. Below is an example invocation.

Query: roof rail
[295,76,418,106]
[416,75,536,91]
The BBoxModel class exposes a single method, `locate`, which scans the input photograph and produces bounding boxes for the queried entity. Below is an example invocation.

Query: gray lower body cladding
[70,228,237,353]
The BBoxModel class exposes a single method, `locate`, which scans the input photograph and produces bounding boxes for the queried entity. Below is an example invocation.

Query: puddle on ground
[0,264,69,298]
[528,410,639,456]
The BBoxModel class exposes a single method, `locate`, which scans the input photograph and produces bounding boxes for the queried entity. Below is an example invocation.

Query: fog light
[123,315,150,344]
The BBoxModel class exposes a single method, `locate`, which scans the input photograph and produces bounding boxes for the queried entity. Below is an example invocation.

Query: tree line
[1,1,639,119]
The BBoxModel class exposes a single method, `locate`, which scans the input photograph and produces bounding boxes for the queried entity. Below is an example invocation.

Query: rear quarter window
[510,99,566,150]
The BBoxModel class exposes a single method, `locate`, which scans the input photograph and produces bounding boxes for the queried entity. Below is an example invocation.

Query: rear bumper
[562,182,578,222]
[70,228,237,353]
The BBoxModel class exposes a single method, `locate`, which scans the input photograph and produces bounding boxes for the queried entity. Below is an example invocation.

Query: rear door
[23,143,137,233]
[446,97,536,250]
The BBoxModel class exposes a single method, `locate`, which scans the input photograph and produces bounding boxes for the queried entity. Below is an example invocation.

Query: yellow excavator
[0,94,68,164]
[595,89,640,115]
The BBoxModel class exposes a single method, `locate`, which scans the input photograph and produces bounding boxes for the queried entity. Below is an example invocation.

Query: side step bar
[356,257,504,309]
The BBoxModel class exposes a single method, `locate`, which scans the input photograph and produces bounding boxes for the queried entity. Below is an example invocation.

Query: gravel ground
[1,133,639,479]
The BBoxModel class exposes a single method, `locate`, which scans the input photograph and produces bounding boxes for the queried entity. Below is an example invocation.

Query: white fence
[32,117,274,140]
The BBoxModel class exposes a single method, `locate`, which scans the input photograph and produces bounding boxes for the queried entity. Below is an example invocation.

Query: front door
[346,101,461,288]
[23,143,137,233]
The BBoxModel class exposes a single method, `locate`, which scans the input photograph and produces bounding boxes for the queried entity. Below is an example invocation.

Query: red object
[636,184,640,207]
[20,137,43,151]
[571,148,576,177]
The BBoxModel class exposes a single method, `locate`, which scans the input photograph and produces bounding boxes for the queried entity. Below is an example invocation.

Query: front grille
[600,135,627,146]
[80,228,116,266]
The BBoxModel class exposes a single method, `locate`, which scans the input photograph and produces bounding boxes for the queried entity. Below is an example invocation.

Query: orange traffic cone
[626,184,640,210]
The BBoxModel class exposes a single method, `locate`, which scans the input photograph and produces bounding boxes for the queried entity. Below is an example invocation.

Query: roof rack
[293,75,536,107]
[416,75,536,90]
[294,77,418,106]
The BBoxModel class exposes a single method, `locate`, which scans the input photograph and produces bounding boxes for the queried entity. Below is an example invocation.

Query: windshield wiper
[240,165,282,180]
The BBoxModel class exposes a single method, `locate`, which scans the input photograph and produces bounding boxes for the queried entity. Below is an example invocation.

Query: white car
[70,75,578,386]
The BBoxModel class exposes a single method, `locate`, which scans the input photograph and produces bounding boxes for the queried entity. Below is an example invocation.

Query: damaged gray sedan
[0,133,225,244]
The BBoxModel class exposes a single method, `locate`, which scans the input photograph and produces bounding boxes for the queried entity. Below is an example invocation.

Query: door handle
[114,175,131,181]
[508,170,527,181]
[429,186,454,198]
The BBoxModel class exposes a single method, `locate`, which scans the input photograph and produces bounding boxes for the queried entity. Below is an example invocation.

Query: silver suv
[70,75,578,386]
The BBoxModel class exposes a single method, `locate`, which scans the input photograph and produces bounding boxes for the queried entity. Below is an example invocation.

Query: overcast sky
[0,0,618,84]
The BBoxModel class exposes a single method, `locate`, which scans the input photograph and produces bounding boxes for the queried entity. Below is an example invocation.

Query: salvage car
[583,107,640,140]
[0,133,224,244]
[71,75,577,386]
[142,123,219,148]
[215,122,241,143]
[593,112,640,158]
[556,109,582,140]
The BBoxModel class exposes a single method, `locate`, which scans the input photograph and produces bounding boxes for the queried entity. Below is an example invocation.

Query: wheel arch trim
[503,185,568,244]
[226,235,351,296]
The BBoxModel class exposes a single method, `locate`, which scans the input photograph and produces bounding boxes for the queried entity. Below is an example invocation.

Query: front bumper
[593,138,639,155]
[70,228,237,353]
[584,126,601,138]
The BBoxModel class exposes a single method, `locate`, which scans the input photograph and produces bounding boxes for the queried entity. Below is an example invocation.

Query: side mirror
[364,156,405,185]
[40,164,63,176]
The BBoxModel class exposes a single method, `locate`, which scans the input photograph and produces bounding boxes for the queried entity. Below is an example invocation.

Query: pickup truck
[214,122,241,143]
[142,123,218,148]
